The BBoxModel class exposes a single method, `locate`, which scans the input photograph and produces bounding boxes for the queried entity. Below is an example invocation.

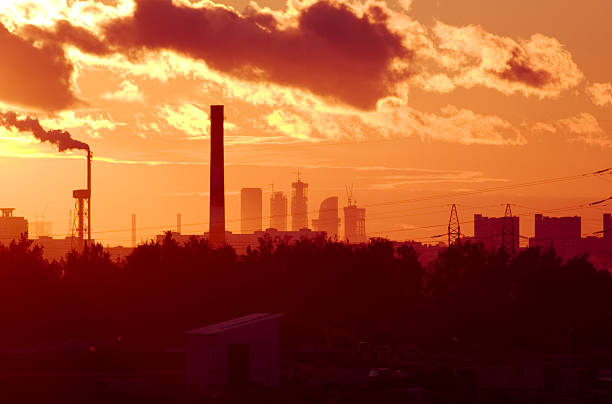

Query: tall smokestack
[131,214,136,248]
[209,105,225,246]
[87,150,92,245]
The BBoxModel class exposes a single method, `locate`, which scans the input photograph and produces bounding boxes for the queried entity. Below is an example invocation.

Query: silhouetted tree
[0,233,611,355]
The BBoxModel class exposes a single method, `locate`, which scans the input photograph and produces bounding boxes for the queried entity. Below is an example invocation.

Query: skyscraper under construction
[291,176,308,231]
[344,204,366,243]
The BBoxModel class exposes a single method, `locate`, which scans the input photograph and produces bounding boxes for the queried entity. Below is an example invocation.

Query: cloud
[159,103,210,138]
[101,80,144,102]
[14,0,587,111]
[556,113,603,135]
[40,111,121,137]
[419,23,583,98]
[261,98,526,146]
[22,19,111,55]
[265,110,311,140]
[0,22,78,111]
[38,0,411,110]
[401,104,526,145]
[159,103,237,139]
[586,82,612,108]
[533,113,611,147]
[368,170,508,189]
[529,122,557,133]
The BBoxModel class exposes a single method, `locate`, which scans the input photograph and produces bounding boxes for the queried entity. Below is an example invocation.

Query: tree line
[0,233,610,353]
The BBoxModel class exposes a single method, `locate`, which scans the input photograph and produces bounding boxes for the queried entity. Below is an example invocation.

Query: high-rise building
[605,214,612,239]
[534,214,581,240]
[473,214,519,251]
[529,214,582,259]
[344,204,366,243]
[270,192,288,231]
[291,177,308,231]
[0,208,28,244]
[241,188,263,234]
[209,105,225,246]
[312,197,340,239]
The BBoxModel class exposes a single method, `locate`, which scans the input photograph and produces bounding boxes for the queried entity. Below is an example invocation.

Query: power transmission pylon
[502,203,516,254]
[448,204,460,249]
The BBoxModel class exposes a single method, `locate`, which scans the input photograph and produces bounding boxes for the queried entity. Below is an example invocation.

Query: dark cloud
[497,48,553,88]
[0,23,78,112]
[23,20,111,56]
[98,0,412,109]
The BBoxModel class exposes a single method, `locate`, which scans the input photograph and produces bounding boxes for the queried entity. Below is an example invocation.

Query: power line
[44,167,612,239]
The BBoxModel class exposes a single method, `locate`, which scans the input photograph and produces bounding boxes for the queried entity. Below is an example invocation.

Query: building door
[228,344,250,386]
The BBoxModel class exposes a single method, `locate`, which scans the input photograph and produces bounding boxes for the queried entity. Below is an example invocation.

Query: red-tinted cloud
[99,0,411,110]
[0,23,78,112]
[496,48,553,88]
[23,20,111,56]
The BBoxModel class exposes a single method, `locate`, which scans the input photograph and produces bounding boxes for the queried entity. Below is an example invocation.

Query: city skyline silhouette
[1,1,612,402]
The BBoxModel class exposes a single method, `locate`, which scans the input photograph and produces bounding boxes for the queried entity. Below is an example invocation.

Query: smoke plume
[0,111,89,152]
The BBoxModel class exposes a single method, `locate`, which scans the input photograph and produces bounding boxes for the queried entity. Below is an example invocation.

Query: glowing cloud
[586,82,612,108]
[101,80,144,102]
[423,23,583,98]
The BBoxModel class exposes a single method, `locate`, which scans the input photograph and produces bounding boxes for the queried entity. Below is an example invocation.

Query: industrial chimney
[209,105,225,246]
[87,150,92,245]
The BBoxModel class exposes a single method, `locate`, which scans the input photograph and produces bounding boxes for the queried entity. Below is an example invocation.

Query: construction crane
[346,184,355,207]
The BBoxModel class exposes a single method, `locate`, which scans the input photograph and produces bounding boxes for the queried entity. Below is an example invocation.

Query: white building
[185,313,282,389]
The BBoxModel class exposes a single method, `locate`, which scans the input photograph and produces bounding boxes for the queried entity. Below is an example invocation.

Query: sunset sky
[0,0,611,246]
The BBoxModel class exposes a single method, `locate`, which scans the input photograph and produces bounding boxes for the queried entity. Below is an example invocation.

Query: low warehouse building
[185,313,282,389]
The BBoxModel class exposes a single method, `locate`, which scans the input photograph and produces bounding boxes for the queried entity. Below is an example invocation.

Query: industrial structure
[185,313,282,389]
[71,150,92,250]
[501,204,516,253]
[343,187,366,243]
[312,196,340,239]
[448,204,460,248]
[291,175,308,231]
[0,208,28,244]
[474,212,520,252]
[270,191,288,231]
[241,188,263,234]
[209,105,226,246]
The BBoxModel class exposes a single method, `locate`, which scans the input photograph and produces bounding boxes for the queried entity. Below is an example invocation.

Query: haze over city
[0,0,611,246]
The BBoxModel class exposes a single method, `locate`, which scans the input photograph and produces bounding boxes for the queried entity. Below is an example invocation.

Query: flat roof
[185,313,282,335]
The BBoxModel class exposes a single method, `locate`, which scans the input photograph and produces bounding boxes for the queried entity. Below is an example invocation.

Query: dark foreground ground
[3,350,612,404]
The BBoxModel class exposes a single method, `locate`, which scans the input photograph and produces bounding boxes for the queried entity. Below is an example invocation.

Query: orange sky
[0,0,611,246]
